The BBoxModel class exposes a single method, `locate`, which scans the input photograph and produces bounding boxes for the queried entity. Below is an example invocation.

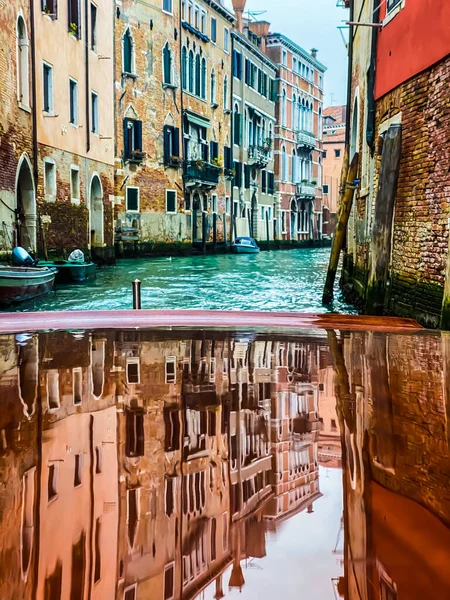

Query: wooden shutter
[261,170,267,193]
[173,127,180,157]
[123,118,130,158]
[244,164,251,189]
[134,120,142,151]
[224,146,231,169]
[202,143,209,162]
[163,125,171,164]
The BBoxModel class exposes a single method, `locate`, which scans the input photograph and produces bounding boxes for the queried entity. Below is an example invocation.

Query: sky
[224,0,349,107]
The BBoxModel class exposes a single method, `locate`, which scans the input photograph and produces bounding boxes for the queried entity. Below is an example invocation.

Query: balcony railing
[184,160,221,187]
[296,129,316,149]
[248,145,271,167]
[296,182,316,197]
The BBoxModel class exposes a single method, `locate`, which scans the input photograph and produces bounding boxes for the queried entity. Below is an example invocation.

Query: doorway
[90,174,104,247]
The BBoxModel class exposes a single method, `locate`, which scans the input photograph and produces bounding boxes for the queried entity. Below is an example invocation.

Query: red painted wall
[375,0,450,99]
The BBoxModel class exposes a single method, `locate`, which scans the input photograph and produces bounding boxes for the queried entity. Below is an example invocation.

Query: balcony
[296,182,316,198]
[184,160,221,189]
[248,145,271,168]
[296,130,316,150]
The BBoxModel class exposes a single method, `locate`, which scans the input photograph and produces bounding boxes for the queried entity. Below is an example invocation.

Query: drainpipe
[366,0,381,152]
[29,0,38,182]
[85,0,90,153]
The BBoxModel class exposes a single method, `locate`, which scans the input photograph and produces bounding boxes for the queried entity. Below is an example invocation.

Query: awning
[185,111,211,128]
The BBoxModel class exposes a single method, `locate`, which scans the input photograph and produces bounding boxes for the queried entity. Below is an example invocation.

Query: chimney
[231,0,246,33]
[248,20,270,52]
[311,48,318,59]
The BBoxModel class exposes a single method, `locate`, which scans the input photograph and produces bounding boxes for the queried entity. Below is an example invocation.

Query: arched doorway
[90,174,104,247]
[290,199,297,241]
[15,155,36,251]
[251,193,258,239]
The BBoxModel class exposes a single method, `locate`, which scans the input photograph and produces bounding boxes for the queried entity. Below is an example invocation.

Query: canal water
[1,325,450,598]
[5,247,355,313]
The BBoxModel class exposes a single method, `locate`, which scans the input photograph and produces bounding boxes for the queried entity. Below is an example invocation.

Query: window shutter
[173,127,180,157]
[202,143,209,162]
[210,141,214,161]
[271,79,278,102]
[237,53,242,79]
[134,120,142,151]
[123,118,130,158]
[261,170,267,193]
[163,125,171,164]
[126,188,139,211]
[244,164,251,189]
[77,0,81,38]
[224,146,231,169]
[245,59,250,85]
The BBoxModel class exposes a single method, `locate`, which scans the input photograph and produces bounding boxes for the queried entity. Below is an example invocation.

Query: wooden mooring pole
[322,150,358,305]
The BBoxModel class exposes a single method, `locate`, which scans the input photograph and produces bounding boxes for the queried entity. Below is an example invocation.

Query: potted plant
[44,5,51,14]
[310,180,317,185]
[69,22,78,36]
[301,178,308,183]
[212,156,223,168]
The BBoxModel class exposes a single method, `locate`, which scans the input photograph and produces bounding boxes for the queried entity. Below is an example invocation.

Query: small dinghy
[38,249,96,284]
[231,237,260,254]
[0,248,56,305]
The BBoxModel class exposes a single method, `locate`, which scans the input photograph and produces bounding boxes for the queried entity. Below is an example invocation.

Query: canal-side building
[229,8,277,242]
[255,28,326,244]
[0,0,35,259]
[180,0,235,250]
[342,0,450,327]
[34,0,115,261]
[322,105,346,239]
[114,0,184,255]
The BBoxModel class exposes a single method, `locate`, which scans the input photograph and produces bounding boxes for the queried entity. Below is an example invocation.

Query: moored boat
[37,259,96,283]
[0,266,56,305]
[231,237,260,254]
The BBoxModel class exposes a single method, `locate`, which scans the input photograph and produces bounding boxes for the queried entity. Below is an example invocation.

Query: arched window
[188,50,194,93]
[163,42,172,85]
[282,145,288,181]
[181,46,187,90]
[195,53,201,96]
[123,28,134,74]
[234,102,241,146]
[297,98,302,130]
[201,57,206,99]
[301,99,306,130]
[223,75,228,110]
[17,16,29,108]
[292,94,297,131]
[210,69,216,105]
[281,89,287,127]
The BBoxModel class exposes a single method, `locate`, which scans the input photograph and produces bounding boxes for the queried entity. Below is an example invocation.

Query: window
[70,166,80,202]
[195,53,201,96]
[95,445,102,473]
[201,57,206,99]
[69,78,78,125]
[281,210,287,233]
[322,184,329,194]
[163,0,172,13]
[225,196,230,214]
[74,453,83,487]
[261,170,267,193]
[223,75,228,110]
[233,50,242,79]
[282,49,287,66]
[233,105,241,145]
[210,517,217,560]
[200,11,206,34]
[164,563,175,600]
[126,411,144,457]
[17,17,30,108]
[181,46,187,89]
[48,463,58,502]
[163,42,173,85]
[44,159,56,201]
[123,28,134,74]
[126,358,140,384]
[331,419,337,430]
[165,356,176,383]
[91,91,98,133]
[267,172,274,195]
[163,125,180,165]
[94,518,101,583]
[210,17,216,42]
[281,88,287,127]
[73,367,82,404]
[90,3,97,52]
[68,0,81,38]
[47,370,60,409]
[188,50,194,93]
[212,194,217,214]
[43,62,53,113]
[210,69,216,105]
[260,205,265,220]
[166,190,177,214]
[124,585,137,600]
[181,0,186,20]
[323,150,327,159]
[387,0,402,13]
[126,187,139,212]
[123,118,143,160]
[335,148,341,158]
[194,6,199,29]
[41,0,57,17]
[224,27,229,52]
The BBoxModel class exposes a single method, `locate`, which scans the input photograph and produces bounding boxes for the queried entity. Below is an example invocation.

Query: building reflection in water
[1,328,450,598]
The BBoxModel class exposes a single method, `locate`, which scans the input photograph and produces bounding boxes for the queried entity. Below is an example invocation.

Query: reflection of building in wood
[318,346,341,468]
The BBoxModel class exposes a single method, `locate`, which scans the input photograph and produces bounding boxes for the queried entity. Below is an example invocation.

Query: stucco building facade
[322,105,346,238]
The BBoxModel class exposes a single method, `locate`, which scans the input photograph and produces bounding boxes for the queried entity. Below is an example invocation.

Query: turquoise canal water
[6,247,355,313]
